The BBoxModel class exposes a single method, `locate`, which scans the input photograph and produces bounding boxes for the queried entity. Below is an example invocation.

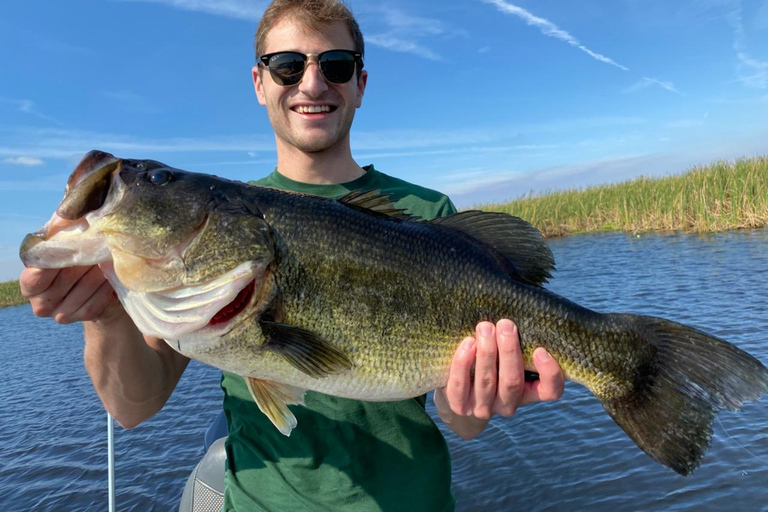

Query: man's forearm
[84,311,189,429]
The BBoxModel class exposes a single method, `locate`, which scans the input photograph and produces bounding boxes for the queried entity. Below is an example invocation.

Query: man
[20,0,564,510]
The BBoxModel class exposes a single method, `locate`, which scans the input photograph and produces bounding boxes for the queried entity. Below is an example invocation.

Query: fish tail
[600,314,768,476]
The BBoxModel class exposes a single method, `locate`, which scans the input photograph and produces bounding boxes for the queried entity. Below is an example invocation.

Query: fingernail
[536,348,551,362]
[498,320,514,336]
[478,322,492,337]
[462,337,475,352]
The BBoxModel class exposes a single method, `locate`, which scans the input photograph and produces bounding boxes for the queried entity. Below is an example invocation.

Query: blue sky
[2,0,768,281]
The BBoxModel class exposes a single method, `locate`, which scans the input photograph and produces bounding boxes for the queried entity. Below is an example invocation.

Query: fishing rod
[108,413,115,512]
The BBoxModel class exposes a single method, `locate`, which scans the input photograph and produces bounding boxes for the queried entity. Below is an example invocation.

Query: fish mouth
[20,150,122,269]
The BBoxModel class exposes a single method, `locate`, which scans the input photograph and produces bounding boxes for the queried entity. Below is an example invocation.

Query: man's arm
[20,266,189,429]
[434,320,564,440]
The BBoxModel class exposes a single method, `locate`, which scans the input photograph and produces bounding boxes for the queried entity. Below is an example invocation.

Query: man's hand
[20,265,189,428]
[20,266,121,324]
[434,319,564,440]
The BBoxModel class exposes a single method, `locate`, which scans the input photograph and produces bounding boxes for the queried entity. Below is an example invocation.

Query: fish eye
[147,169,173,186]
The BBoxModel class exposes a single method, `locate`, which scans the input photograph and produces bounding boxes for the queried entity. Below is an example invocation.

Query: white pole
[108,412,116,512]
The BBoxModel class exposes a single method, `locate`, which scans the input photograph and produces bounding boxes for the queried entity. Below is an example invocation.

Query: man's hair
[255,0,365,59]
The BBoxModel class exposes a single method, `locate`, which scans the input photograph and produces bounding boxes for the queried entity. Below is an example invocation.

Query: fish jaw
[20,213,111,268]
[20,151,124,269]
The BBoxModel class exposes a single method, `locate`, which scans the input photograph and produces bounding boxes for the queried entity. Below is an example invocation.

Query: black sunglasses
[258,49,363,86]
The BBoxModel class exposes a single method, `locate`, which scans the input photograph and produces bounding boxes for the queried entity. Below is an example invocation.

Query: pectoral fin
[245,377,307,436]
[259,320,353,378]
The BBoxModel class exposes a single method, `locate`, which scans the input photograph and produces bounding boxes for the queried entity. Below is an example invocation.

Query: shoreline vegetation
[479,154,768,237]
[3,154,766,309]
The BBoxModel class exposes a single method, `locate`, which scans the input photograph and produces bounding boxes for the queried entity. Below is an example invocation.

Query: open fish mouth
[19,150,269,341]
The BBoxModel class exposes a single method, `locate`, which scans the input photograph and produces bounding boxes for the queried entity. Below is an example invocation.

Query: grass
[0,280,27,308]
[478,155,768,237]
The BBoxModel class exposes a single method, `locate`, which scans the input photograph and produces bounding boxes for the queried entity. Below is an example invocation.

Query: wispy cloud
[0,127,275,160]
[478,0,629,71]
[624,76,684,95]
[0,98,62,124]
[728,4,768,89]
[101,90,160,113]
[3,156,44,166]
[360,6,452,60]
[364,35,442,61]
[116,0,266,21]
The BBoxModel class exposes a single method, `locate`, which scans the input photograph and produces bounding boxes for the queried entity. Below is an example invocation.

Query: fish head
[20,150,277,340]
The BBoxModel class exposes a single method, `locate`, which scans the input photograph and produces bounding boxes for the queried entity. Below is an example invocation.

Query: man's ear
[253,65,267,106]
[355,69,368,109]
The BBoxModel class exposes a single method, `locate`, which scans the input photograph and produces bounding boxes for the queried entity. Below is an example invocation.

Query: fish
[20,150,768,476]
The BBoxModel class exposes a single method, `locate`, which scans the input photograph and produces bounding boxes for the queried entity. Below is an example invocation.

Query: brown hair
[255,0,365,59]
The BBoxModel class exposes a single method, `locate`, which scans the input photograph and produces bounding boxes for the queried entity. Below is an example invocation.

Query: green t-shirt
[222,165,458,512]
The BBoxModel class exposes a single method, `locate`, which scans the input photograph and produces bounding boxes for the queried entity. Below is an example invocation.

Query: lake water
[1,230,767,511]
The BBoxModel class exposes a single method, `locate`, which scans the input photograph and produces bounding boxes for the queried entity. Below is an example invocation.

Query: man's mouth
[293,105,336,114]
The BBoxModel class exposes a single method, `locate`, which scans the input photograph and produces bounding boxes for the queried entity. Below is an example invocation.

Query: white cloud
[624,76,684,95]
[0,127,275,160]
[478,0,629,71]
[360,6,454,61]
[728,4,768,89]
[101,90,160,113]
[0,98,61,124]
[116,0,266,21]
[364,34,442,61]
[3,156,44,166]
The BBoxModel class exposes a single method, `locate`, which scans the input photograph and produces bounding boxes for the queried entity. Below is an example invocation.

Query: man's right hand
[20,265,190,429]
[20,266,121,324]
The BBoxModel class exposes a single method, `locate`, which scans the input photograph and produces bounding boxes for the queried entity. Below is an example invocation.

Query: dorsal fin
[338,190,417,220]
[430,211,555,286]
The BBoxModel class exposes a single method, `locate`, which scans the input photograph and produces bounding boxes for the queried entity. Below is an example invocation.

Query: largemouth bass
[20,150,768,475]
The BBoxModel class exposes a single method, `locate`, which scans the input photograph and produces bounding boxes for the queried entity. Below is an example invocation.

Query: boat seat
[178,412,228,512]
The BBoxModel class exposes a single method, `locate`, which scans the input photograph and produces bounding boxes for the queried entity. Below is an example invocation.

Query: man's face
[253,19,367,154]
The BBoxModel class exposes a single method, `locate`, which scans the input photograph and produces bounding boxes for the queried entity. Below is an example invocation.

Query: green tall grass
[480,155,768,237]
[0,280,27,308]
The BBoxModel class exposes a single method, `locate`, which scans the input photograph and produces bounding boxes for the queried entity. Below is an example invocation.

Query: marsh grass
[479,155,768,237]
[0,280,26,308]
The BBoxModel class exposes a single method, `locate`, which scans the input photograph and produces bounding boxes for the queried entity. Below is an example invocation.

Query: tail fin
[601,315,768,476]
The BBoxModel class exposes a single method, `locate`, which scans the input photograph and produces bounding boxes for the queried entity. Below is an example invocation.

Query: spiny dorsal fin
[338,190,417,220]
[245,378,307,436]
[259,321,353,377]
[430,211,555,286]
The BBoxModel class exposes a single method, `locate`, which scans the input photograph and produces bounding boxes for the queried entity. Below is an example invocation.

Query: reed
[479,155,768,237]
[0,280,27,308]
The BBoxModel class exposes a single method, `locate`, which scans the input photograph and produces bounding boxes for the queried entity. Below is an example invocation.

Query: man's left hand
[434,319,564,440]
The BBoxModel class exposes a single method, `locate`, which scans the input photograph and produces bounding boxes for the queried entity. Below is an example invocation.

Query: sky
[2,0,768,281]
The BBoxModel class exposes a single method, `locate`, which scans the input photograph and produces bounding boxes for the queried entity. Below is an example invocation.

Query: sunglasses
[258,49,363,86]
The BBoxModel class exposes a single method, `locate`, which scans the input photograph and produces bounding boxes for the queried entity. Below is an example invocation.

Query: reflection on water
[1,229,767,511]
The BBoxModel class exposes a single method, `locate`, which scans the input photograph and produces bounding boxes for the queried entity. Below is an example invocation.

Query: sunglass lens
[268,52,306,86]
[319,51,357,84]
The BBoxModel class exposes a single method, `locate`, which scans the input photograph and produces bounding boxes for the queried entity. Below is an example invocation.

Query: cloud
[3,156,44,166]
[728,4,768,89]
[0,98,62,124]
[101,90,160,113]
[624,77,684,95]
[0,127,276,160]
[360,6,454,60]
[478,0,629,71]
[364,34,442,61]
[116,0,266,21]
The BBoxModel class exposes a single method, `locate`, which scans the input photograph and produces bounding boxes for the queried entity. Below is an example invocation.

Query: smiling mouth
[293,105,336,114]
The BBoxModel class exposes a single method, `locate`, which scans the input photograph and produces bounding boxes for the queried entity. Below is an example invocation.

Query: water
[2,230,767,511]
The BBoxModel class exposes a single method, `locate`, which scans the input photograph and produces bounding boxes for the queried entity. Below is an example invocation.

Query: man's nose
[298,61,329,96]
